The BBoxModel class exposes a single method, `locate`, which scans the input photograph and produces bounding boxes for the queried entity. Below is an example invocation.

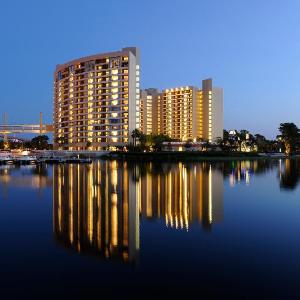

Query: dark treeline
[128,122,300,154]
[0,135,52,150]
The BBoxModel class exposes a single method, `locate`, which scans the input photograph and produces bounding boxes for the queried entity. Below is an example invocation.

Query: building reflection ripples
[53,160,224,263]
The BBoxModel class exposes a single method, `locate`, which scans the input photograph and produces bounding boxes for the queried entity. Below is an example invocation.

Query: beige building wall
[200,79,223,142]
[53,47,140,150]
[211,87,223,141]
[140,88,159,135]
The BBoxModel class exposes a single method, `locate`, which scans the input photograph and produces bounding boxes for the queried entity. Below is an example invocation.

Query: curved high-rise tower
[54,47,140,150]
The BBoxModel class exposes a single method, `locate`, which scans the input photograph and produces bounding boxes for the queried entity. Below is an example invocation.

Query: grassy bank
[101,151,272,162]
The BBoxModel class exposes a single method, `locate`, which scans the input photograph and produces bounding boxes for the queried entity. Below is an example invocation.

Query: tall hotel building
[140,88,159,135]
[54,47,140,150]
[140,79,223,142]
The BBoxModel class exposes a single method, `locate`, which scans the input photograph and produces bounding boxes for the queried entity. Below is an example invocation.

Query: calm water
[0,159,300,298]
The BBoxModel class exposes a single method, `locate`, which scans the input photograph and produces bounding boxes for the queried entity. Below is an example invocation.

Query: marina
[0,153,92,165]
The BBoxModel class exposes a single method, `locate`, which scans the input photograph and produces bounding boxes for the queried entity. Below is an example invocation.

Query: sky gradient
[1,0,299,138]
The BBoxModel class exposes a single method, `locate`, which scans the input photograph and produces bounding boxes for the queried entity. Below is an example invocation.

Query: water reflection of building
[53,161,140,263]
[53,160,224,263]
[225,161,258,187]
[138,162,223,231]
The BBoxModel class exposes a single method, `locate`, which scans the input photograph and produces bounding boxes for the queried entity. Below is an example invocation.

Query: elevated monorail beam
[0,124,53,134]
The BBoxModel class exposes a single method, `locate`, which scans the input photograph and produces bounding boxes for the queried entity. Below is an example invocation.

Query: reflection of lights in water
[209,165,212,224]
[57,167,62,232]
[88,167,93,243]
[279,159,282,180]
[146,173,152,217]
[69,165,73,244]
[111,193,118,247]
[245,170,250,185]
[229,174,235,187]
[167,172,172,227]
[53,162,139,263]
[183,164,189,230]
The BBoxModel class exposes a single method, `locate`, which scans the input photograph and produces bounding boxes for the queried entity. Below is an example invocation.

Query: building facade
[140,79,223,142]
[140,88,159,135]
[53,47,140,150]
[159,86,198,140]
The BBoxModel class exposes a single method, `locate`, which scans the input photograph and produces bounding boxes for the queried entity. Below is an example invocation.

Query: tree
[131,129,143,147]
[223,130,229,143]
[31,135,49,150]
[86,141,92,150]
[139,132,147,148]
[239,129,249,141]
[277,123,300,154]
[255,134,268,152]
[55,136,67,148]
[152,134,172,151]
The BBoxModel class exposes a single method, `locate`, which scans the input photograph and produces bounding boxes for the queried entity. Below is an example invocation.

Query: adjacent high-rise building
[53,47,140,150]
[140,88,159,135]
[140,79,223,142]
[159,86,198,140]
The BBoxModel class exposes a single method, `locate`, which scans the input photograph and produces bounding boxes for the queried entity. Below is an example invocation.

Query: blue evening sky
[0,0,299,138]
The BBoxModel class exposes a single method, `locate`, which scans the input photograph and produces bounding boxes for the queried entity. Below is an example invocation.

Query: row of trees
[128,123,300,154]
[130,129,173,151]
[0,135,51,150]
[220,123,300,154]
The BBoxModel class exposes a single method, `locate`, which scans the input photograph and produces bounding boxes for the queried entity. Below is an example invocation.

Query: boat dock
[0,155,92,165]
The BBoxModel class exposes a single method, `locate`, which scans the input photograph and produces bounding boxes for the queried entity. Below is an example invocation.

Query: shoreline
[101,151,292,162]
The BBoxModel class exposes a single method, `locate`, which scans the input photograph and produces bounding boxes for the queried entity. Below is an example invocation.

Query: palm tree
[131,129,142,147]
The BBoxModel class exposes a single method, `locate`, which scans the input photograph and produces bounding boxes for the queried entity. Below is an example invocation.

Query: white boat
[0,156,14,164]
